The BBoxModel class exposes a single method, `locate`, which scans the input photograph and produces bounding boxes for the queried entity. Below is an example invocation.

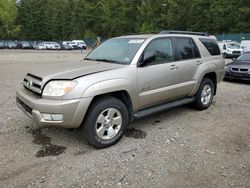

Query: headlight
[42,80,77,97]
[224,66,229,71]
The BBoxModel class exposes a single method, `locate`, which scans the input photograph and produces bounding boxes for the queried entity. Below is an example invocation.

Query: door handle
[196,60,202,65]
[170,64,178,70]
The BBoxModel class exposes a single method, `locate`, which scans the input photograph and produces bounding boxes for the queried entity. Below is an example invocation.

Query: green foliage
[0,0,250,40]
[0,0,20,38]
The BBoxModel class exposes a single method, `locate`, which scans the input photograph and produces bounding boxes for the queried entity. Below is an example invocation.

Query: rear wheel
[83,96,128,148]
[193,78,214,110]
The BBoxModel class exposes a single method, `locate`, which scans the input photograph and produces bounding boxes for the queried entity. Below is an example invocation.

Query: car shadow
[223,79,250,85]
[25,104,199,155]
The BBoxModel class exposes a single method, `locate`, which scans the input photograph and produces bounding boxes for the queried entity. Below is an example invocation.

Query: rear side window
[199,38,221,56]
[174,37,201,60]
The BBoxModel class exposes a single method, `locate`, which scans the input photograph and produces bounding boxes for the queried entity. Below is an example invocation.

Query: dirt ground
[0,50,249,188]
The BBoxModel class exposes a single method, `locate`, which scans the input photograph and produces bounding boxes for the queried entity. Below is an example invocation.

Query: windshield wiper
[85,58,125,64]
[84,58,95,61]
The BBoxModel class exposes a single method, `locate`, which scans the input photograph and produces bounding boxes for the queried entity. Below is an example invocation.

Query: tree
[137,0,169,33]
[0,0,20,39]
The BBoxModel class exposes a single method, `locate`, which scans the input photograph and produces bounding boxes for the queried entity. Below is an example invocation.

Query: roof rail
[122,31,158,36]
[160,30,208,36]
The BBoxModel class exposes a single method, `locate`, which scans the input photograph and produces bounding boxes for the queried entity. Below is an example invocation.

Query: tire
[83,96,129,149]
[193,78,214,110]
[223,53,227,58]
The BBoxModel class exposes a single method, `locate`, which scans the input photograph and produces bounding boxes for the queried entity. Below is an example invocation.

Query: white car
[36,43,46,50]
[43,42,60,50]
[241,40,250,52]
[72,40,87,49]
[63,41,78,49]
[218,40,243,58]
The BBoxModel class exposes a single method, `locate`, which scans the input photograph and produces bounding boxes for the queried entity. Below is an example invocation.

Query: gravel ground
[0,50,249,188]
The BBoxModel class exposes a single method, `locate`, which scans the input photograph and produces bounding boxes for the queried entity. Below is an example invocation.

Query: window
[85,38,144,64]
[174,37,200,60]
[144,38,173,65]
[199,38,221,56]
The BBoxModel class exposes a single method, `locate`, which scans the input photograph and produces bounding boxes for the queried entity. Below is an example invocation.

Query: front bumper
[16,87,92,128]
[224,71,250,81]
[225,52,242,58]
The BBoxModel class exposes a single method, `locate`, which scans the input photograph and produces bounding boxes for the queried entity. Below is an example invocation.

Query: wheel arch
[203,72,217,95]
[83,90,135,125]
[192,71,217,96]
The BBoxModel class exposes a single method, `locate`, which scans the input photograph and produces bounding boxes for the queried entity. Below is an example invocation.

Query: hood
[227,61,250,67]
[27,60,126,85]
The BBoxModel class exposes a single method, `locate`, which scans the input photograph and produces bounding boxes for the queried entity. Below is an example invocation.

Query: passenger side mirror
[139,52,156,66]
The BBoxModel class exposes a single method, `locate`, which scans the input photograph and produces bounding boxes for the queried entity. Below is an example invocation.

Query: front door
[137,38,182,109]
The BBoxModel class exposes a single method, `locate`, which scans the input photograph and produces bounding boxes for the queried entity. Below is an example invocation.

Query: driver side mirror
[139,52,156,66]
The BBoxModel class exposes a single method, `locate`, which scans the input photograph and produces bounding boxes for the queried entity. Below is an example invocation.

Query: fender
[191,63,217,96]
[81,79,138,110]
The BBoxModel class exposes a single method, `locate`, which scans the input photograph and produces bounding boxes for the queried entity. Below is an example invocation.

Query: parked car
[5,41,18,49]
[241,40,250,52]
[0,41,5,49]
[16,30,225,148]
[63,41,78,49]
[43,42,60,50]
[17,41,31,49]
[29,41,38,49]
[57,41,72,50]
[36,43,47,50]
[218,41,243,58]
[224,52,250,81]
[72,40,87,49]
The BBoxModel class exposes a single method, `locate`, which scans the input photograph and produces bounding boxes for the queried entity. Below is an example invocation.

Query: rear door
[172,37,202,96]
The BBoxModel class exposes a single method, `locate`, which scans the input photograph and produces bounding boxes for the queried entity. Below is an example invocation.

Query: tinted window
[144,38,173,65]
[199,38,221,56]
[237,53,250,61]
[174,38,200,60]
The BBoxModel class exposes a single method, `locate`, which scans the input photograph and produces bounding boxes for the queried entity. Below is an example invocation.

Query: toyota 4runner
[16,30,225,148]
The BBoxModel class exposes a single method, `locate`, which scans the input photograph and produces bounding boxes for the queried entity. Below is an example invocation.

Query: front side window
[85,38,145,64]
[143,38,173,65]
[174,37,200,60]
[199,38,221,56]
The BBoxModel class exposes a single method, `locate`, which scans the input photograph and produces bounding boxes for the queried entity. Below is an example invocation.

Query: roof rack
[122,31,158,36]
[160,30,208,36]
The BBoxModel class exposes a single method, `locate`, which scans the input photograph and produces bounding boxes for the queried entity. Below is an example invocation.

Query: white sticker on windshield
[128,39,144,44]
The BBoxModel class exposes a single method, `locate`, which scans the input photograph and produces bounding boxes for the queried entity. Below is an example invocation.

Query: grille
[240,68,248,72]
[23,73,42,95]
[231,67,249,72]
[16,97,33,115]
[231,67,239,71]
[232,51,241,54]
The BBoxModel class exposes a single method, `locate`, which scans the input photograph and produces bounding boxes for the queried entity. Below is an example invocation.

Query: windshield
[237,53,250,61]
[227,43,241,49]
[85,38,145,64]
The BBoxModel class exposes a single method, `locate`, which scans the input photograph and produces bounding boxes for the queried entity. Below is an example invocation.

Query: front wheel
[193,78,214,110]
[83,96,129,148]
